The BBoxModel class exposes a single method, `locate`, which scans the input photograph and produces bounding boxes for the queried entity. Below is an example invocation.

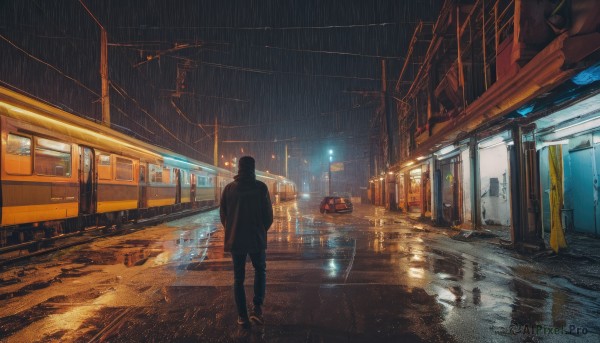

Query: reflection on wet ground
[0,199,599,342]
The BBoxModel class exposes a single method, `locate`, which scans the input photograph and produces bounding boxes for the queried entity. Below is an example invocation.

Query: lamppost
[328,149,333,195]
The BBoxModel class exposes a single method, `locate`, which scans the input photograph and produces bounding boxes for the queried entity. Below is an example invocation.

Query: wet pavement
[0,199,599,342]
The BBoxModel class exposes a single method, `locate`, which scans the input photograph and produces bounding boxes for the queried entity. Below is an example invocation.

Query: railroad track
[0,206,217,267]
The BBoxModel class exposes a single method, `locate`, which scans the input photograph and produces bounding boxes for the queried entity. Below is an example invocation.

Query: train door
[139,164,148,208]
[190,173,197,204]
[174,168,181,204]
[79,146,96,214]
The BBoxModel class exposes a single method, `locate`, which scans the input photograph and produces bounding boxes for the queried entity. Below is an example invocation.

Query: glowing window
[149,164,162,183]
[98,154,111,180]
[5,134,32,175]
[162,167,171,184]
[115,157,133,181]
[34,137,71,177]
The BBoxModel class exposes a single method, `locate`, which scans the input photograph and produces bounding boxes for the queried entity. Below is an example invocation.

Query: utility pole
[381,59,393,169]
[100,28,110,126]
[213,116,218,167]
[285,144,288,178]
[328,150,333,195]
[80,0,110,126]
[328,159,332,195]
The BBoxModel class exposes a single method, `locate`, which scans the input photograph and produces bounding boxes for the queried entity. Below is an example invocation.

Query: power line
[0,33,155,137]
[78,0,105,30]
[221,133,369,144]
[111,21,422,31]
[0,29,207,155]
[196,101,375,130]
[255,45,405,60]
[222,138,297,143]
[162,89,249,103]
[0,33,97,95]
[110,81,210,159]
[170,56,395,82]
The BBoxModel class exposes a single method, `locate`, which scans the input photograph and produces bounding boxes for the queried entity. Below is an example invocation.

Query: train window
[162,167,171,184]
[34,137,71,177]
[199,176,207,186]
[98,154,111,180]
[115,157,133,181]
[149,164,162,183]
[5,134,32,175]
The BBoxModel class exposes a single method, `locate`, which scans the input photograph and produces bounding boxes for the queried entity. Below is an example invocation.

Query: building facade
[369,0,600,248]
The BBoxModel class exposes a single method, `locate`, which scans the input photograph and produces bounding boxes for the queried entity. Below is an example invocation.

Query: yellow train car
[0,85,293,246]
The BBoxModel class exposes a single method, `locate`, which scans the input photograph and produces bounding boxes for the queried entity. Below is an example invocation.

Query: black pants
[231,250,266,316]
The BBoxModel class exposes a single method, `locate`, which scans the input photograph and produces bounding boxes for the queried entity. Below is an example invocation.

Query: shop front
[477,133,512,235]
[433,146,464,226]
[536,92,600,237]
[395,162,431,217]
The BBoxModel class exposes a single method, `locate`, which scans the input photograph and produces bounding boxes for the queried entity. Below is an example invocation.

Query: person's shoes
[249,307,264,325]
[237,315,250,325]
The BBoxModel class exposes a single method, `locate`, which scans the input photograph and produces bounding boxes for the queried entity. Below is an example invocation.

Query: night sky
[0,0,440,194]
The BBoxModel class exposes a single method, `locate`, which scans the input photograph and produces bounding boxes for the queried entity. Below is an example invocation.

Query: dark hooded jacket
[220,171,273,253]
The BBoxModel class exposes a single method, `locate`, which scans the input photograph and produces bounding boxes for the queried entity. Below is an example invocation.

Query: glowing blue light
[572,63,600,86]
[516,103,535,116]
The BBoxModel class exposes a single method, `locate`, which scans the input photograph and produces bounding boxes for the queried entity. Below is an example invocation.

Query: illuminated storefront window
[408,168,422,212]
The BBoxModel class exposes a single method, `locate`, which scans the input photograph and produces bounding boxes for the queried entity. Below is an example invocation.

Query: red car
[319,196,353,214]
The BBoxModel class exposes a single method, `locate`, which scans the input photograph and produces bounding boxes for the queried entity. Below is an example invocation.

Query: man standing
[220,156,273,326]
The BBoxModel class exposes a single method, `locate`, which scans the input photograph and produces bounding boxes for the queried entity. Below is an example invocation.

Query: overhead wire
[3,5,392,158]
[111,21,424,31]
[110,81,211,159]
[0,30,210,157]
[169,55,396,82]
[0,33,158,138]
[196,101,376,129]
[0,33,97,95]
[254,45,405,60]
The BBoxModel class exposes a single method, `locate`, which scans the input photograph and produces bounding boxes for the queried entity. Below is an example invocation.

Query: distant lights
[379,177,384,181]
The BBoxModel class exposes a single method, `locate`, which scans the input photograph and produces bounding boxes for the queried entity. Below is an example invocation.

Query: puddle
[0,288,103,337]
[71,248,163,267]
[0,280,55,300]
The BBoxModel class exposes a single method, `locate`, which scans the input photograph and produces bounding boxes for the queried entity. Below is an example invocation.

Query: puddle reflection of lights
[329,259,338,277]
[411,253,423,262]
[49,292,117,331]
[409,267,425,279]
[434,286,463,308]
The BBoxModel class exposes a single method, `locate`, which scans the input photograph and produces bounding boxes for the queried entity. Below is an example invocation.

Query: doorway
[79,146,96,214]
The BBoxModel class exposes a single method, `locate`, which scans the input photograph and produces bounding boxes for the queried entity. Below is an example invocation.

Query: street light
[328,149,333,195]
